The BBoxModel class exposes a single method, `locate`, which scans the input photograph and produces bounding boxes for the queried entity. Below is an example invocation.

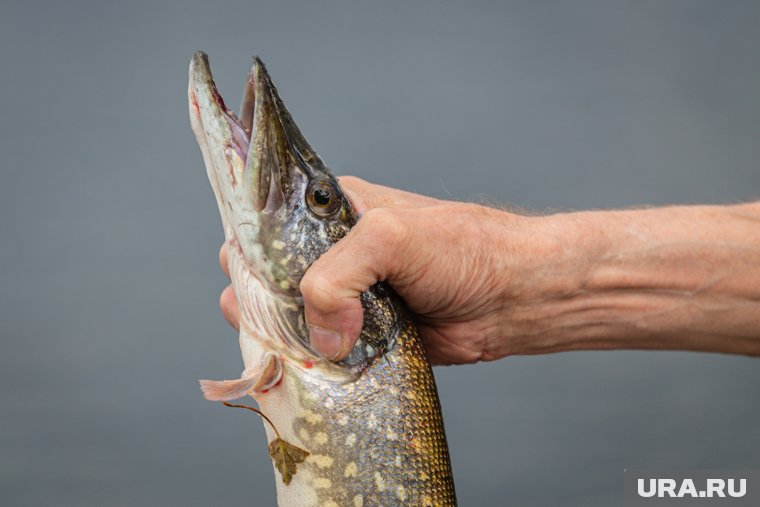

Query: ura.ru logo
[638,478,746,498]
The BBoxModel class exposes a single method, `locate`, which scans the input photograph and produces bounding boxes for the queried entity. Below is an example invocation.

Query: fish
[188,51,456,506]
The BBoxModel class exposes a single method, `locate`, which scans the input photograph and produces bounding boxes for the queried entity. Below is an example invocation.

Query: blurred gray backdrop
[1,1,759,506]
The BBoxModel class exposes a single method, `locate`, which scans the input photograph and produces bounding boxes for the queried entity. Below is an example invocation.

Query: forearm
[499,202,760,357]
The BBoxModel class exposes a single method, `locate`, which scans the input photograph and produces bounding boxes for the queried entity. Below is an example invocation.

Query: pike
[188,51,456,506]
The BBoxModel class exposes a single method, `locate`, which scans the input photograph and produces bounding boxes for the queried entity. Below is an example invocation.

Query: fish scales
[188,51,456,506]
[271,320,455,506]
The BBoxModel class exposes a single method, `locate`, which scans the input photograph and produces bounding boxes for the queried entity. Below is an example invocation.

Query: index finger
[338,175,440,214]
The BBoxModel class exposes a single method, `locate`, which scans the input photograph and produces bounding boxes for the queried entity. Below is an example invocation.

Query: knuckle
[300,270,339,313]
[219,286,233,310]
[218,291,227,313]
[219,287,239,328]
[360,208,407,245]
[218,244,227,267]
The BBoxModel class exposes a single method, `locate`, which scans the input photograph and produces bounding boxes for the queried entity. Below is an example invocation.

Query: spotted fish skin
[188,51,456,506]
[263,318,455,506]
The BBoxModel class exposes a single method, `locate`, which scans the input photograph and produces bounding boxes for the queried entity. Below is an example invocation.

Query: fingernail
[309,325,342,360]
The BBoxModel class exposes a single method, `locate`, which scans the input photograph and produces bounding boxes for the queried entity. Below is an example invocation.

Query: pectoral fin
[199,352,282,401]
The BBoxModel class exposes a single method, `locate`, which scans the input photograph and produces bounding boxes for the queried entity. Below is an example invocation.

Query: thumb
[300,209,408,361]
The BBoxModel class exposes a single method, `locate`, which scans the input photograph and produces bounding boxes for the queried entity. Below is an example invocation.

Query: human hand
[219,176,522,365]
[220,178,760,363]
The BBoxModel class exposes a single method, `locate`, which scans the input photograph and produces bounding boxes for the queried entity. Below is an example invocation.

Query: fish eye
[306,179,341,217]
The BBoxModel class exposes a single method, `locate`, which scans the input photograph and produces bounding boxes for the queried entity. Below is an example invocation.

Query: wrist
[476,209,605,357]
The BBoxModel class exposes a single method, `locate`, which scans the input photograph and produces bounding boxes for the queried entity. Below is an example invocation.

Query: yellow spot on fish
[303,411,323,424]
[420,470,429,481]
[374,471,386,492]
[272,240,285,250]
[353,494,364,507]
[367,413,378,429]
[299,428,310,441]
[312,477,332,489]
[337,414,349,426]
[345,434,357,447]
[386,427,398,441]
[324,501,338,507]
[392,407,401,416]
[314,432,328,445]
[396,485,407,501]
[308,454,334,468]
[422,494,433,506]
[344,462,357,478]
[404,391,417,400]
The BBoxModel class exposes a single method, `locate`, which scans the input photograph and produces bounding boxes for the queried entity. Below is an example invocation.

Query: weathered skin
[188,51,456,506]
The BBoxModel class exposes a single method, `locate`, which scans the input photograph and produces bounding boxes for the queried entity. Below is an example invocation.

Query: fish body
[188,52,456,506]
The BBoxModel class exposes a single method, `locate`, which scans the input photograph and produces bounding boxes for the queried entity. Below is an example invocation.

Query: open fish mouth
[188,51,285,226]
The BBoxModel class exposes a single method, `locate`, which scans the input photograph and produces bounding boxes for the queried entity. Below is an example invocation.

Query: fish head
[189,52,377,377]
[189,52,356,295]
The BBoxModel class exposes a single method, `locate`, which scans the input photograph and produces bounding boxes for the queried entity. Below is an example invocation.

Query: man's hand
[220,177,760,363]
[220,176,519,365]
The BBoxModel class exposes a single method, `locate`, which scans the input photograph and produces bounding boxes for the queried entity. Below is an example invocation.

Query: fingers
[219,179,434,361]
[219,243,230,278]
[338,176,439,214]
[219,244,239,329]
[220,284,241,330]
[301,208,409,360]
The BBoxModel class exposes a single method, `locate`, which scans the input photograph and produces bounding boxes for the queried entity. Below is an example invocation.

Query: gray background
[1,1,758,505]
